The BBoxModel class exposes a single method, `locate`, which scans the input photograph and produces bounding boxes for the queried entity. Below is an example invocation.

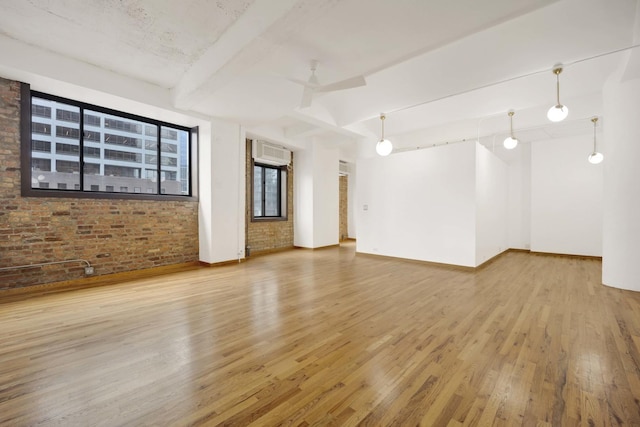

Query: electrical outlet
[84,266,94,275]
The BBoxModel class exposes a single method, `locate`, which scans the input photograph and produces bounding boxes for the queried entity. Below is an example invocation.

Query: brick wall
[0,78,199,289]
[339,175,348,241]
[245,139,294,254]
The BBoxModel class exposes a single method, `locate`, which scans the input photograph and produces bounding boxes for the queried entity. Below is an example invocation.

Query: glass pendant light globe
[588,152,603,164]
[547,104,569,122]
[503,136,518,150]
[503,111,518,149]
[547,67,568,122]
[587,117,603,164]
[376,138,393,156]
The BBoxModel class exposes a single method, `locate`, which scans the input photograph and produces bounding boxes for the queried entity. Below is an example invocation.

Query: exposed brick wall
[339,175,348,241]
[245,139,293,255]
[0,78,199,289]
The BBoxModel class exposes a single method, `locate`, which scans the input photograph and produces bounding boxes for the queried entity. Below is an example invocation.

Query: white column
[294,139,339,248]
[602,74,640,290]
[198,118,246,263]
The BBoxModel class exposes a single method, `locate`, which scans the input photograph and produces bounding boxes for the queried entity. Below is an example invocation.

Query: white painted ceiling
[0,0,637,154]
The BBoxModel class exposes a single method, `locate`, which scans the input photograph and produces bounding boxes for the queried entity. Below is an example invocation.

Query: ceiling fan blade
[287,75,320,89]
[287,77,311,87]
[300,86,313,108]
[316,75,366,92]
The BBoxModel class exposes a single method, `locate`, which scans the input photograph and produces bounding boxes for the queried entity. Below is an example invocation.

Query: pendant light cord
[380,113,386,141]
[508,111,515,138]
[592,117,598,152]
[556,73,561,105]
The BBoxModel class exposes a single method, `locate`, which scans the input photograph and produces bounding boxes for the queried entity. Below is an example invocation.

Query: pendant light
[376,113,393,156]
[588,116,603,164]
[503,110,518,149]
[547,66,569,122]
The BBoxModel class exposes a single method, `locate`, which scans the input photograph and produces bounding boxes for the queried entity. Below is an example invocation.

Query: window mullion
[79,106,84,191]
[156,125,161,195]
[261,166,266,218]
[277,168,281,217]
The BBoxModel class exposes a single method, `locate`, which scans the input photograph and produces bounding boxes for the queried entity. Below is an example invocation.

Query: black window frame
[20,83,198,201]
[252,162,288,221]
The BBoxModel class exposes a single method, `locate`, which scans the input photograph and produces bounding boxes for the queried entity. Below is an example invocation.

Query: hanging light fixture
[547,66,569,122]
[376,113,393,156]
[503,110,518,149]
[588,116,603,164]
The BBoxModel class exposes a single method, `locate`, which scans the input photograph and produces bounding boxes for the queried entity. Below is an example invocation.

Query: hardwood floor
[1,242,640,426]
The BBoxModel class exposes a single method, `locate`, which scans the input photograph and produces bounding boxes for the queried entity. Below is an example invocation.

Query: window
[22,88,196,201]
[32,104,51,118]
[84,114,101,127]
[56,126,80,139]
[56,143,79,155]
[32,122,50,135]
[56,109,80,123]
[253,163,287,219]
[32,158,51,171]
[83,146,100,158]
[32,140,51,152]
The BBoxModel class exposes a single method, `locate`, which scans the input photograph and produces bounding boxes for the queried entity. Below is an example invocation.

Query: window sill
[251,216,288,222]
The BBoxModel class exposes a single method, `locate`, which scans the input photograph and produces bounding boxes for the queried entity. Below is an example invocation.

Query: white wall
[530,134,603,257]
[356,142,477,267]
[199,118,246,263]
[475,143,508,265]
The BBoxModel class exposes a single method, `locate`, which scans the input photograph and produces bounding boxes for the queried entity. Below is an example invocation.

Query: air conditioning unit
[339,160,350,175]
[252,140,291,166]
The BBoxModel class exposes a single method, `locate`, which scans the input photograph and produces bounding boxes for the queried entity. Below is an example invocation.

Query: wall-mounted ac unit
[252,140,291,166]
[339,160,350,175]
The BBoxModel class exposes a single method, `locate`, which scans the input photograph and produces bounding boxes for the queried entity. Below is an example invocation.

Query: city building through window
[253,163,287,220]
[25,92,195,200]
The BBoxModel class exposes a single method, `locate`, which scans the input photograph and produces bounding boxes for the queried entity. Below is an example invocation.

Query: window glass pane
[160,126,189,195]
[253,166,263,217]
[31,98,80,190]
[82,110,148,193]
[264,167,279,216]
[29,93,193,198]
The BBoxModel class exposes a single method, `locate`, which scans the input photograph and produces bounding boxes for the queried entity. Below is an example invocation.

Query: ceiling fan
[290,60,366,108]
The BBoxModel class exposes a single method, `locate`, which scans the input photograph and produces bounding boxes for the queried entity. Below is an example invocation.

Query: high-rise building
[30,96,189,195]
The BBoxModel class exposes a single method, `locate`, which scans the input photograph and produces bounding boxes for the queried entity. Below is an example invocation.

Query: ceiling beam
[171,0,301,110]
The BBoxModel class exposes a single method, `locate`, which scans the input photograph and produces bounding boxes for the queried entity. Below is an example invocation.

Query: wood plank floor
[1,242,640,426]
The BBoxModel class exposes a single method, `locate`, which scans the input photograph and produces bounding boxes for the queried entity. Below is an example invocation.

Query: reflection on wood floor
[1,242,639,426]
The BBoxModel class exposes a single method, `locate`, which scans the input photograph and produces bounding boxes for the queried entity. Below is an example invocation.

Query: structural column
[602,69,640,291]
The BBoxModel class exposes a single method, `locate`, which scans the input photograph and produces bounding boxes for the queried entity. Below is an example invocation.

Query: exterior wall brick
[245,139,294,254]
[0,78,199,289]
[339,175,348,241]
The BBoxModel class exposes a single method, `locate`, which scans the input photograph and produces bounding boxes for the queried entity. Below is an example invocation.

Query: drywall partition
[294,140,340,248]
[356,141,477,267]
[199,118,246,264]
[475,143,508,266]
[530,134,603,257]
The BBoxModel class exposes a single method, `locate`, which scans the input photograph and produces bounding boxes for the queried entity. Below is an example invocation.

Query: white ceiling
[0,0,637,153]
